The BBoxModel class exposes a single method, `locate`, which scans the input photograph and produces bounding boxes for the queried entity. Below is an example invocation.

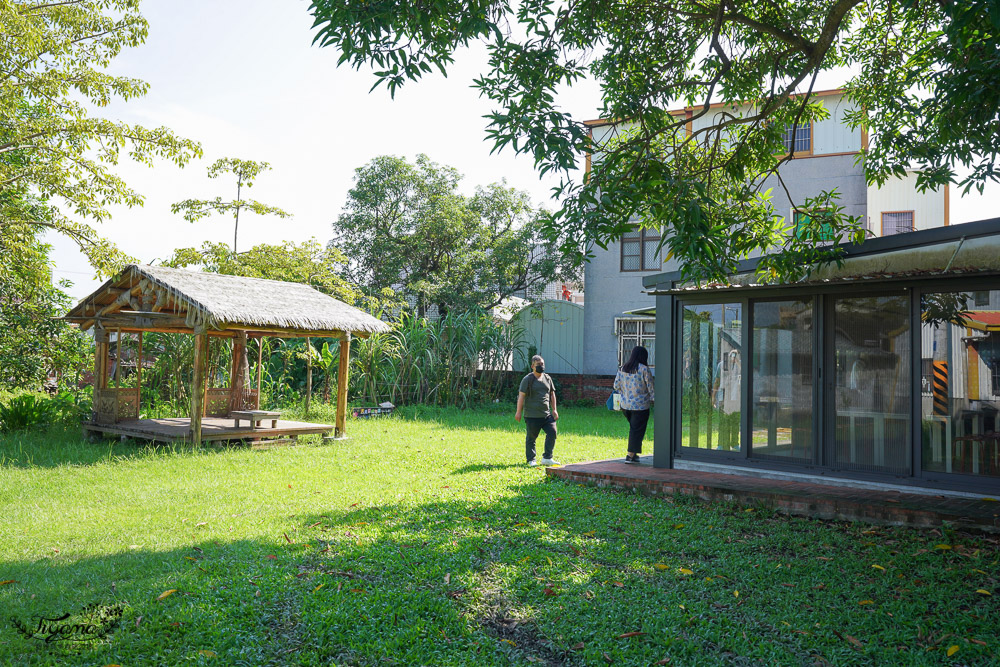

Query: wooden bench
[232,410,281,430]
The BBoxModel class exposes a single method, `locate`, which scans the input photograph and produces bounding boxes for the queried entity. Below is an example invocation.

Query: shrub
[0,394,58,431]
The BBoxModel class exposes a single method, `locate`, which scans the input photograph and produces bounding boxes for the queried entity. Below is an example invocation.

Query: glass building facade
[645,220,1000,493]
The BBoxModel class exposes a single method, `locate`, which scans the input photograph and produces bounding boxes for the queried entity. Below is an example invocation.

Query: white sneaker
[541,458,559,466]
[527,460,538,467]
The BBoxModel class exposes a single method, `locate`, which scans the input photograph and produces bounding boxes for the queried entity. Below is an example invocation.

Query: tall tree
[0,222,90,390]
[334,154,575,316]
[171,158,291,255]
[1,0,201,277]
[309,0,1000,282]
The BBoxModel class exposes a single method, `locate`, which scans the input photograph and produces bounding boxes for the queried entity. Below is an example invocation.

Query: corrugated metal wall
[511,300,585,375]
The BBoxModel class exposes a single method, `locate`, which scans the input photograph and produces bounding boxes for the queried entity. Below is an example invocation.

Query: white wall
[866,172,947,235]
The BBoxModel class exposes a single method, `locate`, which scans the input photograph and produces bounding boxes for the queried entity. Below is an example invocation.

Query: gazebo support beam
[305,336,312,418]
[255,336,264,410]
[335,333,351,438]
[191,326,208,446]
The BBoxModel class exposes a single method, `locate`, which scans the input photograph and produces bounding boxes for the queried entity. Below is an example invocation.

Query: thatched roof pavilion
[65,264,390,444]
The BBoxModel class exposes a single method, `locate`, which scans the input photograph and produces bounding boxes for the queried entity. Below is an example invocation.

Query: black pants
[524,416,557,461]
[622,408,650,453]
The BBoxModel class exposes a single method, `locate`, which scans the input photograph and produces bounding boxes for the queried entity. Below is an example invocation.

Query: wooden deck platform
[82,417,334,444]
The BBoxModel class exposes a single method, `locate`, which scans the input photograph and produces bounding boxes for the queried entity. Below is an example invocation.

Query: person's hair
[531,355,544,366]
[621,345,648,373]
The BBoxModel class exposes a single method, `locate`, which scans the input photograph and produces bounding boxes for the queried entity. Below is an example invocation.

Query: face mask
[534,363,544,373]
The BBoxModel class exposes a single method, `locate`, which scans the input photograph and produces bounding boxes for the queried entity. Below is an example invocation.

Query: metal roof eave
[642,216,1000,295]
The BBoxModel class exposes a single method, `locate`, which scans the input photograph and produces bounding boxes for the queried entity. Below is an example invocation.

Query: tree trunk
[335,334,351,438]
[228,331,252,413]
[305,336,312,418]
[191,329,208,445]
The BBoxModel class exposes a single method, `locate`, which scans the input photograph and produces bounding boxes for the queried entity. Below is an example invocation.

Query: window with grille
[620,227,661,271]
[782,123,811,154]
[881,211,914,236]
[615,318,655,367]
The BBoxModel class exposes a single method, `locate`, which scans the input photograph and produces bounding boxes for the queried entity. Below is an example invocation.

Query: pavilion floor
[82,417,334,444]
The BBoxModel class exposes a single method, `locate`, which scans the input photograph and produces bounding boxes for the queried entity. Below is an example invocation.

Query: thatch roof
[65,264,391,337]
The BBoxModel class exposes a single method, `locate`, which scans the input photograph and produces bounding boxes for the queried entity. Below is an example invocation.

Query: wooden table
[231,410,281,429]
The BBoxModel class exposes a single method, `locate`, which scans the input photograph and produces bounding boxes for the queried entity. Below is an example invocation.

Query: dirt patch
[480,609,576,666]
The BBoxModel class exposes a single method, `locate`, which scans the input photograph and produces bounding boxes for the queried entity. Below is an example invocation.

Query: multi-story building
[582,89,951,375]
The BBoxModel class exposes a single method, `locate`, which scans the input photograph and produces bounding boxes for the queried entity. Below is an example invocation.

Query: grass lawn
[1,404,997,666]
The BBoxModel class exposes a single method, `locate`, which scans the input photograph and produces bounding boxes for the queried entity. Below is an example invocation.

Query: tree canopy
[1,0,201,277]
[0,224,89,390]
[309,0,1000,282]
[333,154,576,316]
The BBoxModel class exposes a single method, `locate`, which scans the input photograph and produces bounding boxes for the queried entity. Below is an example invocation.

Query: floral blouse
[613,364,655,410]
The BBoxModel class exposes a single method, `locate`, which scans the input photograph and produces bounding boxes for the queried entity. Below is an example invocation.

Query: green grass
[1,404,997,666]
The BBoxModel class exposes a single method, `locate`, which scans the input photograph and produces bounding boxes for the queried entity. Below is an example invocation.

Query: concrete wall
[767,152,868,226]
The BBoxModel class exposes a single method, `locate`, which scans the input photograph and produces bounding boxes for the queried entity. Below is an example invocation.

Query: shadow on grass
[4,480,998,666]
[0,484,613,666]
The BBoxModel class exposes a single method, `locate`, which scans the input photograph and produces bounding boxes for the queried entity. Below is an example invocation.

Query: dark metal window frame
[620,227,661,272]
[669,275,1000,494]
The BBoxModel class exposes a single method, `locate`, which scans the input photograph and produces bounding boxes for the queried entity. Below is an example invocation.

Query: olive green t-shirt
[519,372,554,418]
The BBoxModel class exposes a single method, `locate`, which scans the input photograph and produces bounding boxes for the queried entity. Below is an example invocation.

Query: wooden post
[191,328,208,446]
[305,336,312,418]
[335,333,351,438]
[113,328,122,389]
[94,327,109,390]
[228,330,250,413]
[255,336,264,410]
[137,331,143,416]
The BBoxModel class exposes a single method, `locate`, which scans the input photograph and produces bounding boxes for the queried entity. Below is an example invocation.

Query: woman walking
[614,345,655,463]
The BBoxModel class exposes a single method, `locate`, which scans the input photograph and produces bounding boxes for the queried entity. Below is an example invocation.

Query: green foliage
[0,0,201,278]
[0,394,56,432]
[334,154,577,315]
[0,226,92,391]
[261,312,523,409]
[171,157,291,255]
[0,391,84,432]
[368,310,524,407]
[309,0,999,283]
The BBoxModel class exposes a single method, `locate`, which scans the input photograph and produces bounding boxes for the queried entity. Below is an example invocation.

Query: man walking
[515,354,559,466]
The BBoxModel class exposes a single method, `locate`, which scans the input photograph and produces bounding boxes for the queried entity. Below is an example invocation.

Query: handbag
[606,392,622,411]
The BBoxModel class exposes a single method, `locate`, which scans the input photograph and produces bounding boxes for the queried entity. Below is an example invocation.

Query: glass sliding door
[921,291,1000,478]
[681,303,743,452]
[751,299,815,462]
[831,295,911,474]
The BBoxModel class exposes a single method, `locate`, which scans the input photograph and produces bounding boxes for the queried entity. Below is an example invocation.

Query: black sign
[11,602,124,644]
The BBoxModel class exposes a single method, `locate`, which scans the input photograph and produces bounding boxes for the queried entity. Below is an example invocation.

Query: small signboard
[351,403,395,419]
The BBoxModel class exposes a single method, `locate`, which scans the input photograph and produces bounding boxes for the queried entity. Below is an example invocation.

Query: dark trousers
[524,417,557,461]
[622,408,650,453]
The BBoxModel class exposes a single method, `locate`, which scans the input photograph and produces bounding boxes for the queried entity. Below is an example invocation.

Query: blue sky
[51,0,601,298]
[49,0,996,300]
